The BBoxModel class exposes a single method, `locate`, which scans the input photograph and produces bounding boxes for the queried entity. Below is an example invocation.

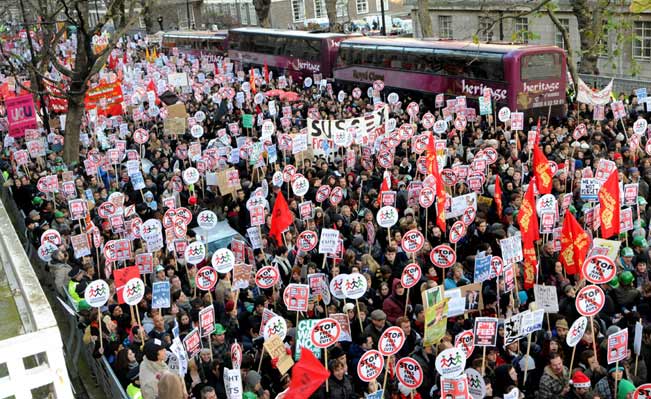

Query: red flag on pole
[269,192,293,246]
[263,60,270,84]
[598,170,620,239]
[146,80,160,105]
[426,133,446,233]
[494,174,503,219]
[283,349,330,399]
[517,180,539,245]
[523,241,537,289]
[250,68,257,94]
[377,174,390,207]
[560,210,590,276]
[532,146,553,195]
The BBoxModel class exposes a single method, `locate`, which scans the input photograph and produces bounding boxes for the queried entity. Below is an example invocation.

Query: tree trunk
[417,0,432,37]
[546,8,578,90]
[572,0,601,74]
[253,0,272,28]
[63,93,84,164]
[325,0,342,32]
[62,3,90,165]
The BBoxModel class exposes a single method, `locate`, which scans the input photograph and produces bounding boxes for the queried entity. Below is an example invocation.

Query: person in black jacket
[411,345,437,399]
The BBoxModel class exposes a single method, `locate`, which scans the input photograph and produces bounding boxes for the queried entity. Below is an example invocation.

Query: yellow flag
[145,48,151,63]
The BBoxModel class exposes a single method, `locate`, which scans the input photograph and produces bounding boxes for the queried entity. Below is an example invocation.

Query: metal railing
[0,182,127,399]
[579,73,651,95]
[0,192,73,398]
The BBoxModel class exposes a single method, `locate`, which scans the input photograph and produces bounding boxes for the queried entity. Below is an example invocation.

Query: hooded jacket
[383,279,406,324]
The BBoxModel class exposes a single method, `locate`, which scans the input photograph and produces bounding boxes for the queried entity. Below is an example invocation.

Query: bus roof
[163,30,227,39]
[340,37,561,54]
[229,27,349,39]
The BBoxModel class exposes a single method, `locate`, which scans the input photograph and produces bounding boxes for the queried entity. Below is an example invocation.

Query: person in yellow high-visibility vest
[126,366,142,399]
[67,268,89,308]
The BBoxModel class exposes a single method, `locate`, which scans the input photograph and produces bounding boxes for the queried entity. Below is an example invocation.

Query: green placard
[242,114,253,128]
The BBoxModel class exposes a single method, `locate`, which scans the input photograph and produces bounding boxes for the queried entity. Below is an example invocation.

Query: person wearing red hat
[568,370,592,399]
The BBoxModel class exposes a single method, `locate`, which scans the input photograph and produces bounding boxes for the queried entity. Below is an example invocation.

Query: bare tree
[325,0,343,32]
[417,0,432,37]
[1,0,151,163]
[253,0,271,28]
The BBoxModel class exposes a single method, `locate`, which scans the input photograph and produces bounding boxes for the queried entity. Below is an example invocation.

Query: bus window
[229,32,240,50]
[403,47,434,72]
[350,46,363,65]
[337,45,352,66]
[362,46,378,66]
[521,53,561,81]
[286,38,317,59]
[376,46,403,69]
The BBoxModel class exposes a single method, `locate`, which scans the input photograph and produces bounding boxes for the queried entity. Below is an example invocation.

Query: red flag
[377,174,390,207]
[250,68,257,94]
[146,80,160,105]
[523,241,537,289]
[426,133,446,233]
[598,170,620,238]
[269,192,293,246]
[560,211,590,276]
[534,117,541,146]
[263,61,270,83]
[517,180,539,245]
[532,146,553,194]
[283,349,329,399]
[113,266,140,304]
[494,174,503,219]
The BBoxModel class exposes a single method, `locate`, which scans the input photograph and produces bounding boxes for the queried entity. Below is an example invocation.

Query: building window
[438,15,452,39]
[249,4,258,24]
[375,0,389,12]
[478,16,493,42]
[555,18,570,49]
[314,0,326,18]
[515,17,529,44]
[634,21,651,59]
[356,0,368,14]
[291,0,305,22]
[241,3,248,24]
[336,0,348,17]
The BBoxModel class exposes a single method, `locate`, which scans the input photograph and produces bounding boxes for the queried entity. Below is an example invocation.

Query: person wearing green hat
[210,323,229,363]
[612,271,641,314]
[631,235,649,267]
[51,210,71,231]
[619,247,635,271]
[616,379,636,399]
[594,366,624,399]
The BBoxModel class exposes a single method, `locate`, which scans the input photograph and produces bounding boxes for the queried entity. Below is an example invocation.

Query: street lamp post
[380,0,386,35]
[186,0,192,29]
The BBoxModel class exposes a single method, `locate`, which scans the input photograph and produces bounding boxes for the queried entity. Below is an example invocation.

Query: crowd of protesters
[1,33,651,399]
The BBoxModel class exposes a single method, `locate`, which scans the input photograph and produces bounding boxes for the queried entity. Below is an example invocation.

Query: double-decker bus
[333,37,567,117]
[227,28,352,80]
[161,31,228,57]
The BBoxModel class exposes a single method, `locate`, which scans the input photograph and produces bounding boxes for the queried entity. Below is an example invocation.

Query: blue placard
[474,254,492,284]
[152,281,171,309]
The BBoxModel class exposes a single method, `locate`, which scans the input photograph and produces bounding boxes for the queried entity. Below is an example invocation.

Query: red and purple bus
[333,37,567,117]
[162,31,228,57]
[227,28,352,80]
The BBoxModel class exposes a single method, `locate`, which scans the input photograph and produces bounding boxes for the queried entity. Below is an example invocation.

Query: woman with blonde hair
[361,254,380,275]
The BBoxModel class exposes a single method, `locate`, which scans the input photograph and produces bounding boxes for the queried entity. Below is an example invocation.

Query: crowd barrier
[0,185,73,398]
[0,181,126,399]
